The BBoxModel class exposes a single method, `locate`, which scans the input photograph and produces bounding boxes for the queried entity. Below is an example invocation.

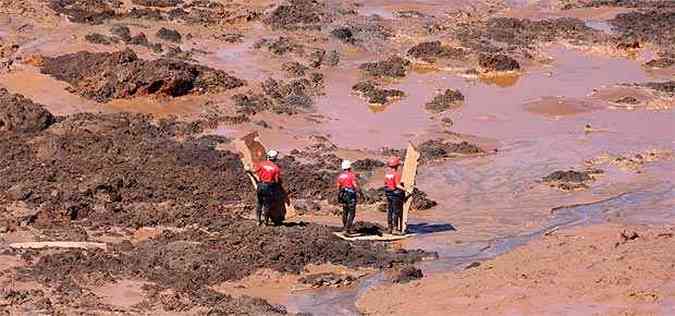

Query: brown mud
[1,0,674,314]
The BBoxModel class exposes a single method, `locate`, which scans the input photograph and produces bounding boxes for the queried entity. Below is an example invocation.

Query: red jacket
[255,160,281,183]
[337,171,357,189]
[384,169,401,190]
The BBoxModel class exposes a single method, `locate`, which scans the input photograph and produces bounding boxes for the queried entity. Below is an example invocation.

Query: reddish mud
[1,0,674,315]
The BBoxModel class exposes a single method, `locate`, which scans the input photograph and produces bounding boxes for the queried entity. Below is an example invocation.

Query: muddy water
[287,44,674,315]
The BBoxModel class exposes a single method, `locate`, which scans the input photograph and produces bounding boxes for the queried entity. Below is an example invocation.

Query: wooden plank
[400,143,420,233]
[333,232,415,241]
[10,242,107,250]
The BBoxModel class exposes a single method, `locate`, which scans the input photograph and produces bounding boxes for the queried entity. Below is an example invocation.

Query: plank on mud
[9,242,107,250]
[332,232,415,241]
[400,143,420,233]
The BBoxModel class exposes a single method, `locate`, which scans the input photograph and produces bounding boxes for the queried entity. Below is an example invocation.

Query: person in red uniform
[252,150,282,226]
[384,157,406,234]
[336,160,360,234]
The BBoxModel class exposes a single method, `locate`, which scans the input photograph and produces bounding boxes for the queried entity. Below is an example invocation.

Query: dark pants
[339,188,357,232]
[386,189,405,232]
[256,182,279,225]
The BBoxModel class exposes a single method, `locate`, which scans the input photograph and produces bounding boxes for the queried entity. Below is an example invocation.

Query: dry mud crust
[610,10,675,53]
[48,0,119,25]
[352,81,405,105]
[359,56,411,78]
[418,139,485,162]
[40,49,244,102]
[263,0,334,30]
[21,222,434,312]
[0,88,56,133]
[425,89,464,113]
[407,41,467,63]
[0,111,255,228]
[542,169,603,191]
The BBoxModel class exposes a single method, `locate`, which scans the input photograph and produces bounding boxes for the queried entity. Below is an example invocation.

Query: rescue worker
[336,160,360,235]
[384,157,406,235]
[252,150,282,226]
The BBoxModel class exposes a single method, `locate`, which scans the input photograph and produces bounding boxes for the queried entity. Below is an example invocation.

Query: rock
[0,88,56,133]
[425,89,465,113]
[360,56,410,78]
[352,81,405,105]
[331,27,355,43]
[392,266,423,283]
[7,184,33,201]
[644,58,674,68]
[479,54,520,72]
[156,27,182,43]
[110,25,132,42]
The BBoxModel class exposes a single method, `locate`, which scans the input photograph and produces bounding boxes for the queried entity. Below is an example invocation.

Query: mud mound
[264,0,332,30]
[84,33,116,45]
[0,88,56,133]
[40,49,244,102]
[132,0,182,7]
[392,266,423,283]
[407,41,466,63]
[425,89,464,113]
[543,169,602,191]
[156,27,182,43]
[0,111,255,228]
[352,81,405,105]
[486,17,596,47]
[570,0,675,9]
[234,76,320,115]
[611,11,675,53]
[48,0,118,24]
[479,54,520,72]
[360,56,411,78]
[331,18,393,46]
[418,140,485,162]
[352,158,385,171]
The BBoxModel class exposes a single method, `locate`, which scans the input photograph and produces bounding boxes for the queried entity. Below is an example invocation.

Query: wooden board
[333,232,415,241]
[10,242,107,250]
[235,132,296,223]
[400,143,420,233]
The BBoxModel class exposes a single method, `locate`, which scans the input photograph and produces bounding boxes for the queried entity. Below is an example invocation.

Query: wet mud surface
[1,0,674,314]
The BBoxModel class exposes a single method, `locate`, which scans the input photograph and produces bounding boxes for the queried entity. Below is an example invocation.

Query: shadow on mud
[407,222,456,234]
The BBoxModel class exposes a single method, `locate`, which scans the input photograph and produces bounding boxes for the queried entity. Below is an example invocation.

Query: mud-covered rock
[425,89,464,113]
[132,0,182,7]
[542,169,602,191]
[254,37,303,56]
[331,27,355,43]
[84,33,116,45]
[392,265,423,283]
[264,0,331,30]
[156,27,182,43]
[40,49,244,102]
[0,88,55,133]
[610,11,675,52]
[645,58,675,68]
[418,140,485,161]
[640,81,675,95]
[48,0,118,24]
[352,81,405,105]
[407,41,466,62]
[485,17,595,47]
[128,32,163,52]
[300,272,356,288]
[614,96,640,104]
[110,25,132,41]
[360,56,410,78]
[479,53,520,72]
[282,62,309,77]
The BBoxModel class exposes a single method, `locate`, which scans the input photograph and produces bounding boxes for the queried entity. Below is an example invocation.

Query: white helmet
[267,150,279,160]
[341,160,352,170]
